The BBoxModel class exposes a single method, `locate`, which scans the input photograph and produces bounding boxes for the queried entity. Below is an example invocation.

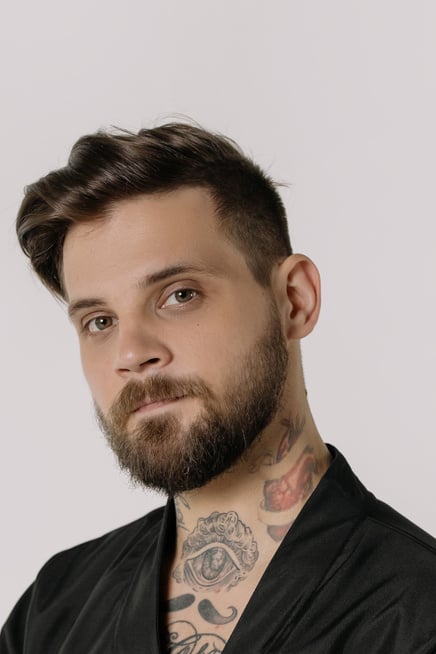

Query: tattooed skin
[258,416,318,541]
[276,416,305,461]
[198,599,237,625]
[173,511,258,591]
[165,620,226,654]
[163,594,196,612]
[174,494,191,532]
[165,594,237,626]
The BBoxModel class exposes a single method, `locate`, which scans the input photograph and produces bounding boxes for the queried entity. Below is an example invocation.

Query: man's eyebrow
[137,263,219,288]
[67,264,220,320]
[67,298,107,321]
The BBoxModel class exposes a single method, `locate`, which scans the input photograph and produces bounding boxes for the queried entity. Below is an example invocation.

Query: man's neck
[160,402,330,651]
[175,412,329,546]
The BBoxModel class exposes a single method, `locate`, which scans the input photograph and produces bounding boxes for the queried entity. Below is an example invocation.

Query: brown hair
[16,123,292,299]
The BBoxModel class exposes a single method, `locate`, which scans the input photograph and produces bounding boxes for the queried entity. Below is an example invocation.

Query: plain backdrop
[1,0,435,622]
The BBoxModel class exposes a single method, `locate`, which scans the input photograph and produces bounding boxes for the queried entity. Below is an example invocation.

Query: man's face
[63,188,289,494]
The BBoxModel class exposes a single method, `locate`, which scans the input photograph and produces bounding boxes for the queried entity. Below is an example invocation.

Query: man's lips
[132,395,186,414]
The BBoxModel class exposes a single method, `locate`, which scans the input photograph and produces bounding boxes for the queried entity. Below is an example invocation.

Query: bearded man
[1,123,435,653]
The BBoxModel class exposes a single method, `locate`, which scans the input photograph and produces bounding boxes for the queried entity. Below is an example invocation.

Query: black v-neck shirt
[2,446,436,653]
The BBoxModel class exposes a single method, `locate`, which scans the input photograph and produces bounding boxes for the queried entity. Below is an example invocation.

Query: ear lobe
[277,255,321,340]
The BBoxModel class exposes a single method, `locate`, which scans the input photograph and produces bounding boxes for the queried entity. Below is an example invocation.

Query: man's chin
[100,417,244,495]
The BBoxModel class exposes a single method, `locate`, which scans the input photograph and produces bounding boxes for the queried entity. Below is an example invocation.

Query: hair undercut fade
[16,122,293,299]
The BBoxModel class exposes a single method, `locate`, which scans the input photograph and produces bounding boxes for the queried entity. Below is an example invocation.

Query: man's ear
[273,254,321,340]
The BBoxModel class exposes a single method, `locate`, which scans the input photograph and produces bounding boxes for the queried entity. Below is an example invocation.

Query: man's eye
[85,316,113,333]
[163,289,198,307]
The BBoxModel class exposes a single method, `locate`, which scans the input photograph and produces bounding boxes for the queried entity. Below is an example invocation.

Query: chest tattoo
[165,620,226,653]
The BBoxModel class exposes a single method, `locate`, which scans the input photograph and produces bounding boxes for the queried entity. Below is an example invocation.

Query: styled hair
[16,123,292,299]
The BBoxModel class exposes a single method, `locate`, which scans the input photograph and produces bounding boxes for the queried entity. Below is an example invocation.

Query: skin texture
[62,187,332,650]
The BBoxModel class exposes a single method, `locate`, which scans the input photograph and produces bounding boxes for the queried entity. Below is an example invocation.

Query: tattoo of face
[165,620,226,653]
[259,416,319,541]
[173,511,258,591]
[174,494,191,532]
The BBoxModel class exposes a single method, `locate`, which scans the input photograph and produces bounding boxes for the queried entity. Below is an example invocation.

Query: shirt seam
[364,514,436,555]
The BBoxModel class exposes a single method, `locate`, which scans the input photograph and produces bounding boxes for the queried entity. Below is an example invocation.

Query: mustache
[108,375,213,427]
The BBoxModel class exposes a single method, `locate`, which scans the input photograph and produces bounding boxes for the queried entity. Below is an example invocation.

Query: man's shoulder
[1,506,167,652]
[325,447,436,595]
[287,455,436,651]
[36,505,166,588]
[365,495,436,553]
[359,496,436,583]
[329,446,436,561]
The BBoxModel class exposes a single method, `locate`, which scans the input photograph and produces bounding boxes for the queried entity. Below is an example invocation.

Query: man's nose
[114,322,172,376]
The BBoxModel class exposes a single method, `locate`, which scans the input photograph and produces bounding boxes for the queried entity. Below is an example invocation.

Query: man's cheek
[82,364,113,414]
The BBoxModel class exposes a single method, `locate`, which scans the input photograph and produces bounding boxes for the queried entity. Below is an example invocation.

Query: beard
[95,307,289,496]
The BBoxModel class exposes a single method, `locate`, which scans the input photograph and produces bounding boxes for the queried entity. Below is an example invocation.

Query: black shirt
[2,446,436,653]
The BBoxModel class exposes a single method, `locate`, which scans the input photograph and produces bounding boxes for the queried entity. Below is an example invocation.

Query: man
[1,123,435,653]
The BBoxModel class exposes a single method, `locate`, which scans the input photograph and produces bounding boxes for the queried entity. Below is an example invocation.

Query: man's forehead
[64,187,222,248]
[62,188,251,301]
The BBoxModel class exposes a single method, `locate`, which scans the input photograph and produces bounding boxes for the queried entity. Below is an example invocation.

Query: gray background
[1,0,435,622]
